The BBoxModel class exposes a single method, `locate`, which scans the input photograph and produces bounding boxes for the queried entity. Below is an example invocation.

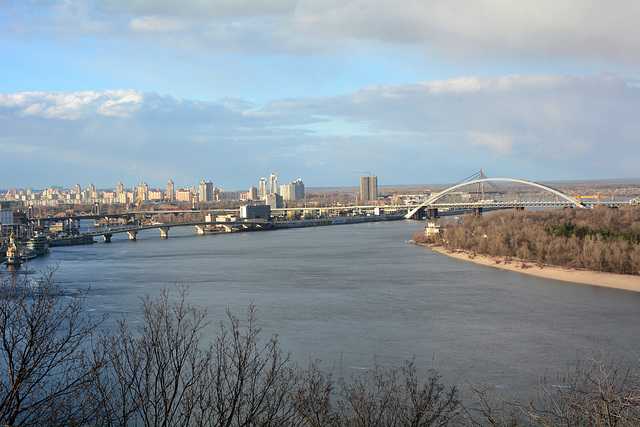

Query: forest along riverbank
[425,244,640,293]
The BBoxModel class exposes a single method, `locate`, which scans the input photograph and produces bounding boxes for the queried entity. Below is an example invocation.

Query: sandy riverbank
[425,244,640,293]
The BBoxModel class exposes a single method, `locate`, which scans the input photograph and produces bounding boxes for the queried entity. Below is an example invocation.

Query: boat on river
[20,248,37,261]
[50,234,94,246]
[27,234,50,256]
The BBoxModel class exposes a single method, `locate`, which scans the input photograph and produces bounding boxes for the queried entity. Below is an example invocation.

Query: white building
[280,179,305,201]
[259,178,268,200]
[198,180,214,202]
[269,173,278,195]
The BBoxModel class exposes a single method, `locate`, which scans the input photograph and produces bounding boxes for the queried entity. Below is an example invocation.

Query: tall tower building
[293,178,304,200]
[269,173,278,195]
[87,182,97,199]
[74,183,82,196]
[281,179,305,201]
[360,174,378,202]
[198,180,214,202]
[137,182,149,201]
[248,186,258,201]
[166,180,175,202]
[116,182,124,197]
[259,178,268,200]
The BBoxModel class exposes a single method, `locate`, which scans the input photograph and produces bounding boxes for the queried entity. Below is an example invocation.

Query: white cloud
[1,73,639,187]
[0,90,214,120]
[4,0,639,61]
[129,16,192,33]
[468,132,513,155]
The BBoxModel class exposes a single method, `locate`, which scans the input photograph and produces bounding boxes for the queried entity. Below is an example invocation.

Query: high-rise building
[137,182,149,201]
[87,183,97,199]
[281,179,305,201]
[269,173,278,195]
[198,180,214,202]
[360,175,378,202]
[293,179,304,200]
[74,183,82,196]
[247,186,258,201]
[116,182,124,197]
[166,180,175,202]
[259,178,268,200]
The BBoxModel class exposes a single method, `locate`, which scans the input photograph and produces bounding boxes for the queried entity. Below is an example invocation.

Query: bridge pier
[407,207,425,220]
[103,234,112,243]
[127,231,138,240]
[195,225,206,235]
[159,227,170,239]
[426,208,438,219]
[472,207,483,216]
[514,206,525,211]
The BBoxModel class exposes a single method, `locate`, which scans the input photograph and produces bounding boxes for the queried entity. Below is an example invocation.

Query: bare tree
[94,291,303,427]
[334,359,461,426]
[291,360,338,427]
[465,384,521,427]
[96,286,214,427]
[517,350,640,426]
[0,269,105,426]
[203,304,301,426]
[440,206,640,275]
[465,349,640,426]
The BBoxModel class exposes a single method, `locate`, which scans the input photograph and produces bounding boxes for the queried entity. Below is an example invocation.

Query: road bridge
[405,178,588,219]
[25,209,237,224]
[86,219,270,242]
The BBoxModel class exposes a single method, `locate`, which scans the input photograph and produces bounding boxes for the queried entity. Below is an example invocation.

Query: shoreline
[424,244,640,293]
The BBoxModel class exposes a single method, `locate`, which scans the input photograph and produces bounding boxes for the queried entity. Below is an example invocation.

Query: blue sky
[1,0,639,191]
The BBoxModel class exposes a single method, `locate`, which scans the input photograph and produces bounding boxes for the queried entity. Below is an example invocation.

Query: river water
[13,220,640,400]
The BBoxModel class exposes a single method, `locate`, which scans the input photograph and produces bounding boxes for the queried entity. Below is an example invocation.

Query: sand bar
[426,245,640,293]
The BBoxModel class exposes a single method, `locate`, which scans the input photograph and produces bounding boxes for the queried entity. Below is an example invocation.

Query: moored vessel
[27,234,50,256]
[20,248,37,261]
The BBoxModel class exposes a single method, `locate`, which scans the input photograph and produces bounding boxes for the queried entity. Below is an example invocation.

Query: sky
[1,0,639,191]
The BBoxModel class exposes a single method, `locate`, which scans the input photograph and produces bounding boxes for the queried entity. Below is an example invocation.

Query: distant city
[1,174,302,207]
[0,172,391,263]
[0,173,383,209]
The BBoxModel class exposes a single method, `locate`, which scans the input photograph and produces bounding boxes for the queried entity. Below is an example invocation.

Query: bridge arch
[405,178,584,219]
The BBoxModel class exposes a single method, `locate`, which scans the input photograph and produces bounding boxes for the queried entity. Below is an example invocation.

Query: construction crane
[135,193,144,211]
[352,171,381,176]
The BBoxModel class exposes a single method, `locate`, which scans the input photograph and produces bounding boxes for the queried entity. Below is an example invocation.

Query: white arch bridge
[405,177,588,219]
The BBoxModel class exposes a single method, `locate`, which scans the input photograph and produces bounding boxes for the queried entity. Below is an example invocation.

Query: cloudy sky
[1,0,639,191]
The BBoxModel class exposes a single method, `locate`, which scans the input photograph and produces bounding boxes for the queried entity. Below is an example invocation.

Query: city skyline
[1,1,640,189]
[1,172,311,205]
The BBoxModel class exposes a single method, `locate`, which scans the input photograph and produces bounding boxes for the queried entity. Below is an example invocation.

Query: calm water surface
[14,220,640,398]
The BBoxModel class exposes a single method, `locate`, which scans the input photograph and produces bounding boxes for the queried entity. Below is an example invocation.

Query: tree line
[1,270,640,426]
[416,206,640,275]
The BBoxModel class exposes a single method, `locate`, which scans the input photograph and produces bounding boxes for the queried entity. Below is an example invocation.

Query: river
[12,219,640,400]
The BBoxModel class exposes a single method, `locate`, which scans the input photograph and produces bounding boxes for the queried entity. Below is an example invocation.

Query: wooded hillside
[431,206,640,275]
